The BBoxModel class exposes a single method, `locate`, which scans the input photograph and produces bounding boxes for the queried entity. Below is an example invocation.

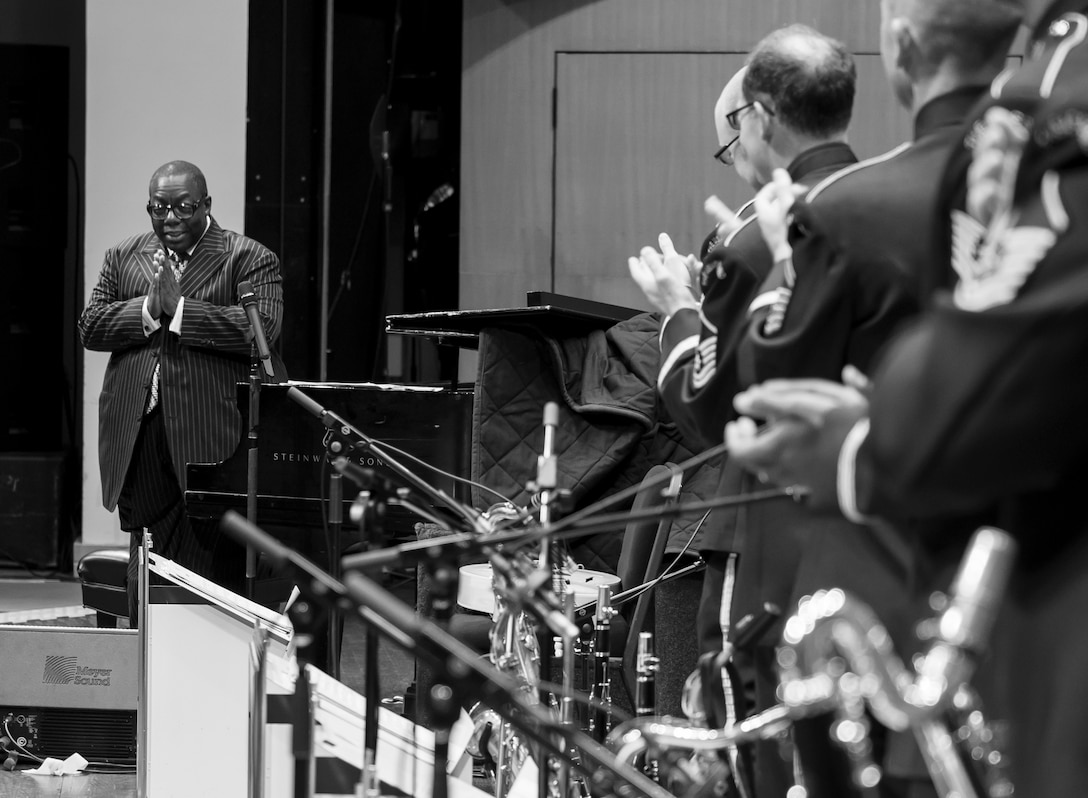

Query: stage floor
[0,771,135,797]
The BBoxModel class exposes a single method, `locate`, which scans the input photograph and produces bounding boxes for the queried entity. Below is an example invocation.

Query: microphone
[287,386,351,432]
[221,509,293,570]
[537,402,559,524]
[238,280,275,378]
[421,183,454,212]
[937,526,1017,651]
[914,526,1017,707]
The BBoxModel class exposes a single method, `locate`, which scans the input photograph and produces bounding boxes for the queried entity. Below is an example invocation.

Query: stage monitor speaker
[0,44,69,453]
[0,626,137,763]
[0,452,68,569]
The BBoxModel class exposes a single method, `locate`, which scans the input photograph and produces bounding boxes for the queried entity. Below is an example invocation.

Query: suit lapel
[179,219,228,295]
[137,235,164,290]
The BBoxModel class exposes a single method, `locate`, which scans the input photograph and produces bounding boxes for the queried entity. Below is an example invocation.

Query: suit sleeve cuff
[142,297,161,335]
[169,296,185,335]
[837,417,873,524]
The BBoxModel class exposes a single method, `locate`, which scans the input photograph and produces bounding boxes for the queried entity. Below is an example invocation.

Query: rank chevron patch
[692,334,718,389]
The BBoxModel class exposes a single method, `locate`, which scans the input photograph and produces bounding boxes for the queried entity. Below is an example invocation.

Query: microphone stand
[219,510,673,798]
[530,402,572,796]
[246,350,261,600]
[354,487,386,798]
[342,486,793,579]
[287,595,321,798]
[326,464,343,680]
[422,557,461,798]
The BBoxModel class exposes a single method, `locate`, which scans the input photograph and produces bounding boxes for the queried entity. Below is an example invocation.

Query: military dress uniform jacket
[79,218,285,511]
[659,91,993,790]
[658,143,858,555]
[659,89,988,568]
[836,8,1088,796]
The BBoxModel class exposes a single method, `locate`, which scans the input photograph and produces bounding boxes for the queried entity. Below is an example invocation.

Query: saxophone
[606,527,1018,798]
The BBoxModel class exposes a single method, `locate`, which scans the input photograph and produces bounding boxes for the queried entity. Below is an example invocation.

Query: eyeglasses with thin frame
[146,196,208,220]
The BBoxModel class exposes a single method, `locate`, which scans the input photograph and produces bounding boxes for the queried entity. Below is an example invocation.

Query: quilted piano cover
[470,312,722,572]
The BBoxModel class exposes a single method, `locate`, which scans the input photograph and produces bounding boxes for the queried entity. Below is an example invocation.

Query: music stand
[136,548,292,798]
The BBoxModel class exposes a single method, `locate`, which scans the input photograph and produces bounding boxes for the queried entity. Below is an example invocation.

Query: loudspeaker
[0,626,137,764]
[0,452,68,569]
[0,44,70,453]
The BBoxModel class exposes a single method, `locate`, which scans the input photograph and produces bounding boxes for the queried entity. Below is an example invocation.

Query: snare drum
[457,563,621,615]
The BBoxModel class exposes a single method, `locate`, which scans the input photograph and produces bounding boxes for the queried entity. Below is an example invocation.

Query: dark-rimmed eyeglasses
[146,196,207,220]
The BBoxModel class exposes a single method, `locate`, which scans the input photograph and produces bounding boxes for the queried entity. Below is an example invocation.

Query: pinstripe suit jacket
[79,218,284,510]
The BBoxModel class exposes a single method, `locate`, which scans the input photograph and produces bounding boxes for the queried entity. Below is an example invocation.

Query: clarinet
[635,632,660,781]
[590,584,614,741]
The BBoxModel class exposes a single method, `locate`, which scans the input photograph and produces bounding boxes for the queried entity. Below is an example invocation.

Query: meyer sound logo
[42,655,113,687]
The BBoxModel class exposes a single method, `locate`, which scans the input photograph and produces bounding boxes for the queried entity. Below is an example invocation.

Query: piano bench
[77,548,130,628]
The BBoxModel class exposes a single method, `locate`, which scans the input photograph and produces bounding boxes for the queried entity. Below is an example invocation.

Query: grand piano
[184,381,473,678]
[185,381,475,565]
[186,295,637,546]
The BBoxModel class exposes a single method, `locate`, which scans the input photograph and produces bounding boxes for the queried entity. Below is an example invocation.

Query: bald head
[714,67,747,141]
[150,160,208,198]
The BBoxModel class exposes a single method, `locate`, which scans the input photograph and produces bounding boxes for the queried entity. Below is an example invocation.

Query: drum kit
[232,392,1020,798]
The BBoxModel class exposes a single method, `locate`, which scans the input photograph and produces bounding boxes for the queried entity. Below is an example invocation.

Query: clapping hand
[628,232,702,316]
[148,249,167,319]
[158,254,181,317]
[753,168,804,263]
[704,194,743,241]
[147,249,181,319]
[723,367,870,508]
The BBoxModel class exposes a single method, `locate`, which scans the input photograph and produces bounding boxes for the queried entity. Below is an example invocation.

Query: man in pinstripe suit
[79,160,285,625]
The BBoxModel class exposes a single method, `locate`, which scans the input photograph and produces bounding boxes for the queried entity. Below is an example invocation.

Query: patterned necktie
[145,251,188,414]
